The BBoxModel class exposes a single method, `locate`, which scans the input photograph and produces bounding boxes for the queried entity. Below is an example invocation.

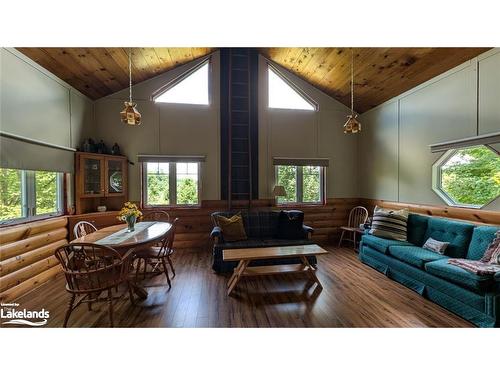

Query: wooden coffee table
[223,244,328,296]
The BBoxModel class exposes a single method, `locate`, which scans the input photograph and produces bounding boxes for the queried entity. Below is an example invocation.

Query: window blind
[137,154,206,163]
[272,157,329,167]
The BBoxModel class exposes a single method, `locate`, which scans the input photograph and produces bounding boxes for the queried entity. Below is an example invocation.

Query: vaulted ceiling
[17,47,490,113]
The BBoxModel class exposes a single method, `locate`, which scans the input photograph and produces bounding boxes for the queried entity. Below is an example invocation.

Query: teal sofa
[358,214,500,327]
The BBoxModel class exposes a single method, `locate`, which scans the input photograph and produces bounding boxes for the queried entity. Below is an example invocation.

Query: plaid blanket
[448,259,500,275]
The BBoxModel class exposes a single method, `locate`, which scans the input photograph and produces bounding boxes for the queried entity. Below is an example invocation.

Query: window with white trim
[275,165,324,205]
[0,168,64,224]
[432,145,500,208]
[268,65,316,111]
[143,162,200,206]
[153,61,209,105]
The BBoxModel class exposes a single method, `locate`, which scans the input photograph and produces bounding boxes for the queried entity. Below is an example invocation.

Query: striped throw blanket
[448,259,500,275]
[369,206,409,241]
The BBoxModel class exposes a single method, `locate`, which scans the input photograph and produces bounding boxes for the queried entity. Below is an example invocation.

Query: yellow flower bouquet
[117,202,142,232]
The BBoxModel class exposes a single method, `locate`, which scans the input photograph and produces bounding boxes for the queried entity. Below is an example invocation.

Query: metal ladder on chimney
[228,48,252,209]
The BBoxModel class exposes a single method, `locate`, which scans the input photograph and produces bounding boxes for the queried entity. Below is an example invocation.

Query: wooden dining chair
[73,220,98,239]
[338,206,369,248]
[134,218,179,288]
[141,210,170,223]
[54,243,135,327]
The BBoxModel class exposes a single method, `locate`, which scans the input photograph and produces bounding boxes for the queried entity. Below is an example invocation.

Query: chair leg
[135,258,141,281]
[63,294,76,328]
[161,258,172,289]
[127,281,135,305]
[107,288,114,328]
[167,254,175,277]
[338,230,345,248]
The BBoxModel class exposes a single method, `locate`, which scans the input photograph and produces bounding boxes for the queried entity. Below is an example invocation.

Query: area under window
[432,145,500,208]
[276,165,324,205]
[153,61,209,105]
[0,168,64,224]
[268,66,316,111]
[143,162,200,207]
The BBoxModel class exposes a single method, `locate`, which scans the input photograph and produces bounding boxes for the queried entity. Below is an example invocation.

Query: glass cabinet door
[106,158,125,196]
[82,157,104,196]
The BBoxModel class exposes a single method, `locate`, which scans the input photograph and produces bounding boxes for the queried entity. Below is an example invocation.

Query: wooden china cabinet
[74,152,128,214]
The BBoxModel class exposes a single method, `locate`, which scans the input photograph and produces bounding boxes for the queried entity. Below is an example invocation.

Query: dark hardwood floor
[9,246,472,328]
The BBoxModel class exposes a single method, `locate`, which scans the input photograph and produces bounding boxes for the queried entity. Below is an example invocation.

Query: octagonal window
[432,145,500,208]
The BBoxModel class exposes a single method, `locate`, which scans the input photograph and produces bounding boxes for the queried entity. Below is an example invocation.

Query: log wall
[360,199,500,226]
[0,217,68,303]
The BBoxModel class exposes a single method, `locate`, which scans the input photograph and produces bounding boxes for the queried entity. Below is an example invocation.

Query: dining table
[70,221,172,299]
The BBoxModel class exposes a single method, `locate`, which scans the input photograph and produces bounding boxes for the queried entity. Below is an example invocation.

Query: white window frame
[431,146,500,209]
[0,169,64,225]
[151,58,211,106]
[267,63,318,111]
[275,165,325,206]
[142,162,202,208]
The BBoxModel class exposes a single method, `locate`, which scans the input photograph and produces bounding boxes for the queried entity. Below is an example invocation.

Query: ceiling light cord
[351,48,354,116]
[129,48,132,103]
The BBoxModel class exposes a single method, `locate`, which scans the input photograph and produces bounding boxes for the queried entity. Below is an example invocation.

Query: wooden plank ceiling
[16,48,215,100]
[17,47,490,112]
[260,48,490,112]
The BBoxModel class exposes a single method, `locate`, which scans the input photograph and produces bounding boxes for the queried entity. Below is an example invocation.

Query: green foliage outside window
[0,168,22,221]
[177,178,198,205]
[35,171,58,215]
[277,165,297,203]
[441,146,500,206]
[147,174,170,205]
[276,165,322,204]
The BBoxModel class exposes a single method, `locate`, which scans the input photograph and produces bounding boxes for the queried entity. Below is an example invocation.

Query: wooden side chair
[134,218,179,288]
[73,220,97,239]
[338,206,369,249]
[54,243,134,327]
[141,210,170,223]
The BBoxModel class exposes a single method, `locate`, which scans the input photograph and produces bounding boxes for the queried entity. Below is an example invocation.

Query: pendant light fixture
[343,48,361,134]
[120,48,142,126]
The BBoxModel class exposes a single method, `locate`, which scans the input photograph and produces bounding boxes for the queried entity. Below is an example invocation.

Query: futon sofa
[210,210,316,273]
[359,214,500,327]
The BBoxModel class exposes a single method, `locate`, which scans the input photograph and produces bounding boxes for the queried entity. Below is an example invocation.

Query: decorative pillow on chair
[215,213,247,242]
[277,210,304,240]
[423,237,449,254]
[369,206,409,242]
[481,230,500,263]
[489,247,500,265]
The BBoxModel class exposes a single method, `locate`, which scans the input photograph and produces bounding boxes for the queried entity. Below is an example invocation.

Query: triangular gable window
[153,61,209,105]
[268,65,316,111]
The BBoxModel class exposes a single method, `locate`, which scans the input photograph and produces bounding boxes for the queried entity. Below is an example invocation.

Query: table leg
[131,281,148,300]
[301,256,323,289]
[227,260,249,296]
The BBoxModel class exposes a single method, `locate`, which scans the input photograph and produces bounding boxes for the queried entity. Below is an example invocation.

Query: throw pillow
[276,210,305,240]
[481,230,500,262]
[489,247,500,265]
[422,237,449,254]
[369,206,409,242]
[215,213,247,242]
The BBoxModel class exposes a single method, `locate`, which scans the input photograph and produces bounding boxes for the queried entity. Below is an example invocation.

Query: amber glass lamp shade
[120,101,141,126]
[343,114,361,134]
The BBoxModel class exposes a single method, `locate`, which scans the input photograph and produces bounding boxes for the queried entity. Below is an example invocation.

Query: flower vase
[126,215,136,232]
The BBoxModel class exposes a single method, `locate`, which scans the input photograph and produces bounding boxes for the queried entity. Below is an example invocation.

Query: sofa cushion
[369,206,409,241]
[425,259,494,292]
[388,245,448,269]
[407,214,429,246]
[215,213,248,242]
[215,238,266,250]
[258,211,280,238]
[466,226,500,261]
[277,210,305,239]
[361,234,413,254]
[423,217,474,258]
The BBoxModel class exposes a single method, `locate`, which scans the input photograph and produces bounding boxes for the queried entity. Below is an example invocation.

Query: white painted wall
[358,48,500,211]
[93,52,221,201]
[258,55,357,199]
[0,48,94,151]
